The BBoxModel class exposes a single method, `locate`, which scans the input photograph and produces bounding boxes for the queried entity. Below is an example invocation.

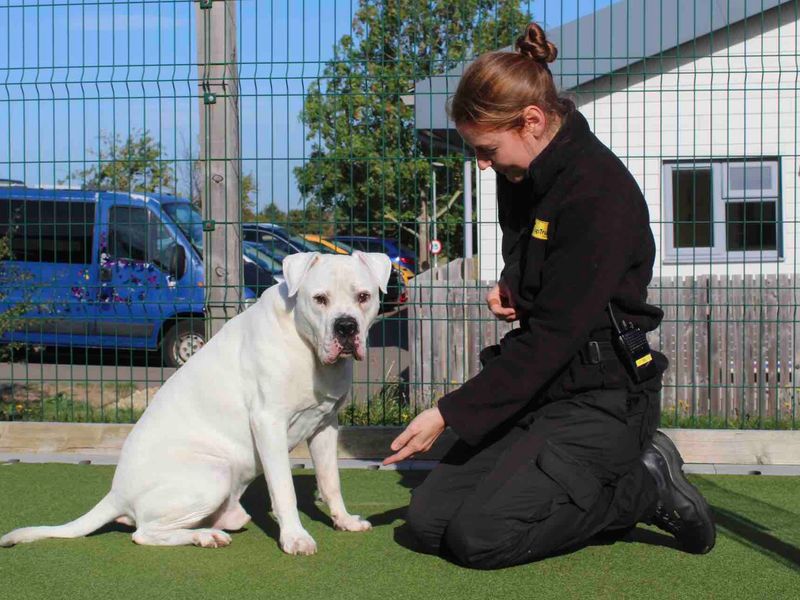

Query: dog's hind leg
[212,502,251,531]
[129,466,233,548]
[132,527,232,548]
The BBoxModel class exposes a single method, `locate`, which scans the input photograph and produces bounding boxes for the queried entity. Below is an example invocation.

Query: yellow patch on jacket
[532,219,549,240]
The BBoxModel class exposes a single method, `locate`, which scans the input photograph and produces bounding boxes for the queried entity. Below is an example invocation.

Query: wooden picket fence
[650,273,799,425]
[407,259,799,426]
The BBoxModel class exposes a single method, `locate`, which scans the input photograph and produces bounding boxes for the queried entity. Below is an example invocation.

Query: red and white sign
[429,239,442,255]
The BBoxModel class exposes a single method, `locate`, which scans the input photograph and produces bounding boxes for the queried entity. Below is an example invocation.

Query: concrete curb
[2,453,799,475]
[2,422,800,468]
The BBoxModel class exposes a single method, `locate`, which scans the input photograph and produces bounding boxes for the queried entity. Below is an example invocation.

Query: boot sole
[651,430,716,554]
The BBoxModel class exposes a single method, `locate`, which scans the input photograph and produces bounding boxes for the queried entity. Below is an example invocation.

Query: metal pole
[196,0,242,338]
[432,169,437,269]
[463,158,472,260]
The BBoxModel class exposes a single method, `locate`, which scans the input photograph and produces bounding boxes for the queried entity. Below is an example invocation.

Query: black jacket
[437,109,664,446]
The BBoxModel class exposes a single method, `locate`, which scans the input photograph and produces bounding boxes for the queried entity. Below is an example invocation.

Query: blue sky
[1,0,614,210]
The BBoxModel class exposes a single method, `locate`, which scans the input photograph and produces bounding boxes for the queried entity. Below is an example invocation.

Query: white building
[413,0,799,282]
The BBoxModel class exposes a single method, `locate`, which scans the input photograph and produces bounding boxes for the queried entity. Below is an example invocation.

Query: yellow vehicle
[302,234,350,255]
[302,234,414,284]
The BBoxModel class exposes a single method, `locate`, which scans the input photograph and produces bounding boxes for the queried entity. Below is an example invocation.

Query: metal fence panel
[1,1,798,430]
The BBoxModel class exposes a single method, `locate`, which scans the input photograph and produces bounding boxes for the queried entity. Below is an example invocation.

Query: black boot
[641,431,716,554]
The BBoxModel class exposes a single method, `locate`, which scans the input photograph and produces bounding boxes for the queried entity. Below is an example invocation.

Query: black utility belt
[579,338,658,384]
[578,340,617,365]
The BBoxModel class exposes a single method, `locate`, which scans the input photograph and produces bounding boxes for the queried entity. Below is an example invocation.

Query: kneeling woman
[383,22,715,570]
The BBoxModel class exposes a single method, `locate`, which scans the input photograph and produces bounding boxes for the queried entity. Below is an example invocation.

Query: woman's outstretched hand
[383,407,445,466]
[487,280,521,322]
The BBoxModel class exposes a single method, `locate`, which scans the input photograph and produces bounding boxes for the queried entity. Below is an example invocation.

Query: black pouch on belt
[607,303,658,384]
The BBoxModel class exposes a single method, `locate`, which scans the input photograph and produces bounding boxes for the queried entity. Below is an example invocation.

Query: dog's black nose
[333,317,358,338]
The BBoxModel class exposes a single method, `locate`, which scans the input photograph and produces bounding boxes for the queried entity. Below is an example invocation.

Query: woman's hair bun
[516,22,558,64]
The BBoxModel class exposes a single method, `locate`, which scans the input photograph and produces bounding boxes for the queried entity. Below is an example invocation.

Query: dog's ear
[354,251,392,294]
[282,252,321,297]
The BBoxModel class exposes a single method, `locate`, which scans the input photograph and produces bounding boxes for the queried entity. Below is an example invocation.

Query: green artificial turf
[0,464,798,599]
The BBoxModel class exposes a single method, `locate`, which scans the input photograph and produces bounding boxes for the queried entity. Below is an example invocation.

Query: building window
[662,159,781,263]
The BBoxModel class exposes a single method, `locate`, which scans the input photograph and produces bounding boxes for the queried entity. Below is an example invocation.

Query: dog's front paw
[280,530,318,555]
[333,514,372,532]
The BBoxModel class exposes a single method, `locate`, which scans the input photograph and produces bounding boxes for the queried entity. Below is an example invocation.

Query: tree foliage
[0,234,33,366]
[255,202,339,237]
[64,130,174,193]
[295,0,531,258]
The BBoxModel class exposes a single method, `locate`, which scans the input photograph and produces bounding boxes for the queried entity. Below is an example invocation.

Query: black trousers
[406,354,663,570]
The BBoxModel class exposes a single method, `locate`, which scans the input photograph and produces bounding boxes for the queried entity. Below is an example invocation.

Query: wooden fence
[407,259,799,425]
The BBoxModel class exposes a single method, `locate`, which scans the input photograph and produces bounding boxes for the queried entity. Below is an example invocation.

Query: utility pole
[417,190,430,270]
[463,159,473,260]
[431,161,445,269]
[196,0,243,338]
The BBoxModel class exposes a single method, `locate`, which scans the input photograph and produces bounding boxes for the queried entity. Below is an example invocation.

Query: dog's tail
[0,492,123,547]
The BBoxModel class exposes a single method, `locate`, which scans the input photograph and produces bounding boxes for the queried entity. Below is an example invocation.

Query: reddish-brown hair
[447,22,572,130]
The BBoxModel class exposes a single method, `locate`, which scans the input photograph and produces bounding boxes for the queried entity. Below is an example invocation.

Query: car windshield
[162,202,203,252]
[326,238,356,253]
[244,224,336,254]
[298,235,339,254]
[243,242,283,272]
[287,232,339,254]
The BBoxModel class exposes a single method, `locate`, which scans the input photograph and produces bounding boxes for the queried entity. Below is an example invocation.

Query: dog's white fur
[0,251,392,554]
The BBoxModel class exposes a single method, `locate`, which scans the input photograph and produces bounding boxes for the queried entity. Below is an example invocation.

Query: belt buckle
[587,341,601,364]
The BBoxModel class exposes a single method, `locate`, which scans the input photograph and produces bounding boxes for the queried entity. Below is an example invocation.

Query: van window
[0,198,95,264]
[107,206,181,276]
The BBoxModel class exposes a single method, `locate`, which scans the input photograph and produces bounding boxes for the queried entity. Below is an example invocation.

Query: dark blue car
[243,224,407,312]
[332,235,416,273]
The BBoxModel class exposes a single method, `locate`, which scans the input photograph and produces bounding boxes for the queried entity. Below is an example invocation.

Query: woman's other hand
[487,280,521,322]
[383,408,445,466]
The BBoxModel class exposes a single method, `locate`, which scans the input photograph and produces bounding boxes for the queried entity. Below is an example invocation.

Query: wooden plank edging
[1,422,799,465]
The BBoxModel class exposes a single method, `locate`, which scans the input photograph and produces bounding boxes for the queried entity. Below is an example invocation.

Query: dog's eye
[357,292,371,304]
[313,294,328,306]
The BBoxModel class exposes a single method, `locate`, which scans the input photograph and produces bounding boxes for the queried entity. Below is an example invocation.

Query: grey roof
[414,0,795,132]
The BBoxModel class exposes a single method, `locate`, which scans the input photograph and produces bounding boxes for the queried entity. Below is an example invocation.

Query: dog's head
[282,251,392,365]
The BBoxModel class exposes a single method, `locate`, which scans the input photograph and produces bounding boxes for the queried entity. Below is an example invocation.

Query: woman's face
[456,106,556,183]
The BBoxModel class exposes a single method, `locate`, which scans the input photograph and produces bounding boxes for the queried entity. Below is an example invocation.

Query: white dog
[1,251,392,554]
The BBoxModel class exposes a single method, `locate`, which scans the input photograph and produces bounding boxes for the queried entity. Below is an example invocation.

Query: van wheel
[161,320,206,368]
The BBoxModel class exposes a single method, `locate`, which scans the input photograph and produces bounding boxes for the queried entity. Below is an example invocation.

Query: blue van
[0,187,255,367]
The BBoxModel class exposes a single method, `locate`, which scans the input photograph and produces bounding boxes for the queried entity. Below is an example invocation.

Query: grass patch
[105,382,137,398]
[340,377,412,426]
[661,411,797,430]
[0,465,798,599]
[0,393,144,423]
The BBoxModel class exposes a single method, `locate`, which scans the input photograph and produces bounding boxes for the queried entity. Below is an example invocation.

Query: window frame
[662,158,782,264]
[107,205,181,276]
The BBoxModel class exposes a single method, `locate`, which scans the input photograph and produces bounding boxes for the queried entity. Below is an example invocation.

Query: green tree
[254,202,340,238]
[64,130,174,193]
[295,0,530,264]
[240,173,259,221]
[258,202,289,224]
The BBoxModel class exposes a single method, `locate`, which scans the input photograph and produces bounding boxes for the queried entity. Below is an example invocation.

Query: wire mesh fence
[0,0,798,429]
